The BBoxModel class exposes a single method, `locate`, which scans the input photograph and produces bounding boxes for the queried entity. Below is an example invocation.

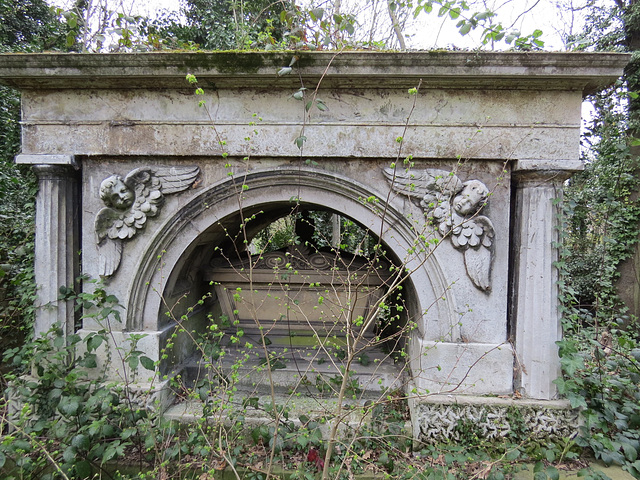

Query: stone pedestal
[16,155,79,339]
[511,161,580,400]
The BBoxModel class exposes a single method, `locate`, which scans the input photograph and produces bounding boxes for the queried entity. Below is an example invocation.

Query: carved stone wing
[97,237,123,277]
[459,216,494,291]
[383,167,464,213]
[95,166,200,277]
[95,207,125,242]
[95,207,126,277]
[118,166,199,226]
[125,166,200,195]
[384,167,463,203]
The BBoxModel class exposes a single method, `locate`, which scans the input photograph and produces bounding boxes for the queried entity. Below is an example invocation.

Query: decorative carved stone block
[384,168,494,291]
[95,166,200,276]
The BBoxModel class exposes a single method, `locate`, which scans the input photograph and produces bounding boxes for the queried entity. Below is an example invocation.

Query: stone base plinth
[410,338,514,396]
[409,393,580,445]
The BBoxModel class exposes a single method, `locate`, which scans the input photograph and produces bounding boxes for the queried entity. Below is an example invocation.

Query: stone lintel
[0,51,628,93]
[16,154,78,168]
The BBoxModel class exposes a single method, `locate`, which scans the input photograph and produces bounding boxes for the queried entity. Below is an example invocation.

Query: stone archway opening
[161,202,413,398]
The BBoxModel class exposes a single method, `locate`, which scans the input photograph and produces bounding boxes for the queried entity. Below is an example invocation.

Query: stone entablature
[0,52,628,421]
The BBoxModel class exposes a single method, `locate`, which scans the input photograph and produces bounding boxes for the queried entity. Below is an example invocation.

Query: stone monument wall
[0,51,629,437]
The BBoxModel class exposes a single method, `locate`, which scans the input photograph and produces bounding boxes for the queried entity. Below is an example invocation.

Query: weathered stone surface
[512,169,574,400]
[0,53,628,418]
[410,339,514,395]
[18,88,581,160]
[14,157,80,338]
[0,51,628,91]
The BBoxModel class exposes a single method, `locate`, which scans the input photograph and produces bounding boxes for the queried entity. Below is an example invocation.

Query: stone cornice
[0,51,629,93]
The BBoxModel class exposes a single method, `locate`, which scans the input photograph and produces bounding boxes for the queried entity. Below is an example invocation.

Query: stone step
[163,392,412,442]
[178,344,407,398]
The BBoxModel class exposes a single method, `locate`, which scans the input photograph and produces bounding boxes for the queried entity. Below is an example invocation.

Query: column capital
[512,159,582,185]
[31,164,78,181]
[513,159,583,172]
[15,154,78,169]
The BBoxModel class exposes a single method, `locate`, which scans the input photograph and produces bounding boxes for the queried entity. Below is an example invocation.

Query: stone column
[15,155,79,339]
[511,160,581,400]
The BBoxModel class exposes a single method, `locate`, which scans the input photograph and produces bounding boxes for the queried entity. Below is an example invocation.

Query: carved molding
[384,168,494,291]
[414,402,581,443]
[209,245,389,273]
[95,166,200,277]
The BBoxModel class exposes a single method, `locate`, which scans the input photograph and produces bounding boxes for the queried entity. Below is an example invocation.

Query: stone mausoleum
[0,51,628,441]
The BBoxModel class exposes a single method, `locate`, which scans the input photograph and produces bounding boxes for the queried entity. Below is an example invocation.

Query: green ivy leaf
[545,448,556,462]
[121,427,138,440]
[72,434,90,450]
[81,353,97,368]
[295,136,307,149]
[505,449,520,461]
[59,396,80,416]
[102,442,119,464]
[87,334,104,352]
[63,445,77,464]
[546,465,560,480]
[310,8,324,21]
[140,355,155,371]
[623,442,638,461]
[128,355,139,370]
[75,460,92,478]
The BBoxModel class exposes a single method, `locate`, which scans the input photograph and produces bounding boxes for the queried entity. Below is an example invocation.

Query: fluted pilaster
[511,167,574,400]
[17,155,79,339]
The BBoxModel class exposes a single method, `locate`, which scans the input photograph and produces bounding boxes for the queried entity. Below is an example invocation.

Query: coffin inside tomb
[199,246,404,393]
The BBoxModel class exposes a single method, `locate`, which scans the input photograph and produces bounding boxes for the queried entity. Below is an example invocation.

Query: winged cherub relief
[383,168,495,291]
[95,166,200,277]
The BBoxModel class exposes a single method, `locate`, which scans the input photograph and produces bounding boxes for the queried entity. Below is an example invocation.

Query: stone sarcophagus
[0,52,628,433]
[203,246,390,346]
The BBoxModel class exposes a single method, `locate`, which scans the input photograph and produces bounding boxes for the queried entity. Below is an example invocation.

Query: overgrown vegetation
[0,0,65,376]
[2,0,640,479]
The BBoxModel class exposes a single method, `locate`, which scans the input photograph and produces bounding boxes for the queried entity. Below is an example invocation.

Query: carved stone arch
[126,167,459,343]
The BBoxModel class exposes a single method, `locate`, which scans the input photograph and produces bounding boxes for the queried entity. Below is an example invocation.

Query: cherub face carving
[453,180,489,216]
[100,175,134,210]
